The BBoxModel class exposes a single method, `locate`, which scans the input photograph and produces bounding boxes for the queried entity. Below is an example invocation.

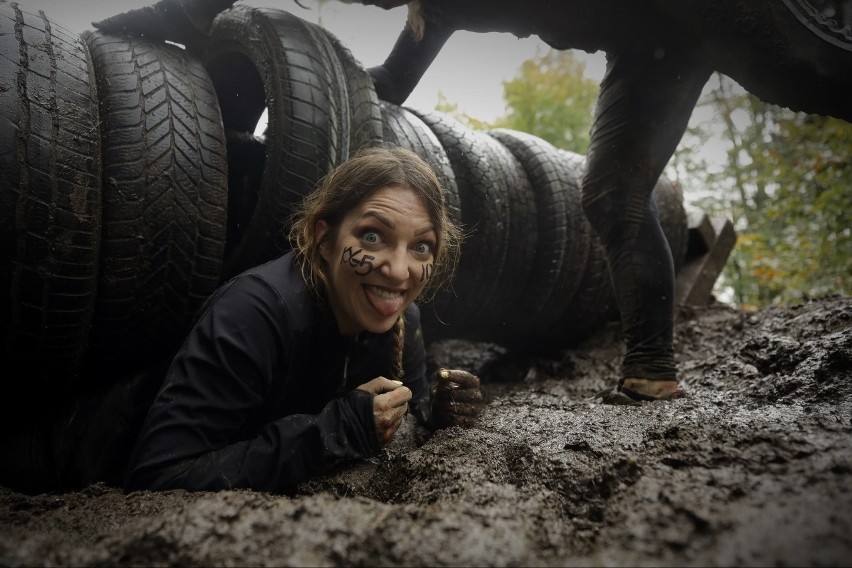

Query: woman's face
[317,185,437,335]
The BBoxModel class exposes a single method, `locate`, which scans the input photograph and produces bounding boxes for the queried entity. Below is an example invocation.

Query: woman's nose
[379,247,410,282]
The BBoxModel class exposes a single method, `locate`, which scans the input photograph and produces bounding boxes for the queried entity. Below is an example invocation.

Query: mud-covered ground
[1,296,850,566]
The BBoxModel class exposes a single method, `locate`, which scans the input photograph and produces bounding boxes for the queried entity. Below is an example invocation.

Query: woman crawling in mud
[124,147,482,493]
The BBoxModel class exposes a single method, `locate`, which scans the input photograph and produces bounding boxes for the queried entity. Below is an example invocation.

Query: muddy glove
[91,0,235,48]
[429,369,484,429]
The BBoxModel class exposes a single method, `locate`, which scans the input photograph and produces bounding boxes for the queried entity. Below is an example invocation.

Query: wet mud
[1,296,850,566]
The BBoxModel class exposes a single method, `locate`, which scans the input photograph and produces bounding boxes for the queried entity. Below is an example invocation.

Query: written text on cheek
[342,246,375,276]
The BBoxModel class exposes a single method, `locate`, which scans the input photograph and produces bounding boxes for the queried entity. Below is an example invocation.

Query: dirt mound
[2,296,850,566]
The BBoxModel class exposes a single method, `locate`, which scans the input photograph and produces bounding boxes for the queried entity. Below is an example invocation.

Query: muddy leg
[582,49,711,398]
[368,21,454,104]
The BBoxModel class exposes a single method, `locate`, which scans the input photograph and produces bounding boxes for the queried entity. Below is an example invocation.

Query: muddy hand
[357,377,412,447]
[431,369,483,428]
[91,0,235,48]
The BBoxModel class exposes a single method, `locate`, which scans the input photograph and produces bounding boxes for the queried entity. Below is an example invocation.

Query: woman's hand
[357,377,412,446]
[431,369,484,428]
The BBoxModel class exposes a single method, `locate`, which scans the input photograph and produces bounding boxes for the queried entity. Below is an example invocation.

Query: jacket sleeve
[124,274,381,493]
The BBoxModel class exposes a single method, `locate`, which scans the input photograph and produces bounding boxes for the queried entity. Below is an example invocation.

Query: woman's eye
[413,242,433,255]
[362,230,381,244]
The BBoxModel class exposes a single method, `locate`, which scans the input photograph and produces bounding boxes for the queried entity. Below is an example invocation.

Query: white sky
[18,0,728,203]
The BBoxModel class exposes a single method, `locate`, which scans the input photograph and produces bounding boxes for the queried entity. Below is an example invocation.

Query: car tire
[84,31,228,369]
[488,130,589,333]
[476,133,538,342]
[204,7,346,278]
[414,111,510,337]
[0,3,102,393]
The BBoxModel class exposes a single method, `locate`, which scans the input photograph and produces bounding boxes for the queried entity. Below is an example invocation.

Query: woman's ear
[316,220,331,262]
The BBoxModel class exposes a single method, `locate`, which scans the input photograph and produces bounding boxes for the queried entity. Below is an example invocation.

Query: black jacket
[124,252,430,493]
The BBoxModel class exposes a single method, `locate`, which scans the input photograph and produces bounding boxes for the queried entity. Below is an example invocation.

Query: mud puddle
[1,297,850,566]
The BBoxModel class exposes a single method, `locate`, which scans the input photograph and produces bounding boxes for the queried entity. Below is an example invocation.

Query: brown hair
[289,146,460,303]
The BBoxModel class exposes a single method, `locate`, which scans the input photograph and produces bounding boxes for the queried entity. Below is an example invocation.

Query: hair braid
[392,314,406,382]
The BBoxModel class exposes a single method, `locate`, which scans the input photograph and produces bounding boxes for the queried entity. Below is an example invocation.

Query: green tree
[673,74,851,307]
[434,91,494,131]
[499,50,598,154]
[437,59,851,308]
[434,49,599,153]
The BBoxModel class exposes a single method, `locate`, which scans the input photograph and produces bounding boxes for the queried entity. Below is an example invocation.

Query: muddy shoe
[592,384,687,406]
[592,386,642,406]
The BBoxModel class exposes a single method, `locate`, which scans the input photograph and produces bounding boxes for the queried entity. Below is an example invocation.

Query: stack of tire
[1,2,687,405]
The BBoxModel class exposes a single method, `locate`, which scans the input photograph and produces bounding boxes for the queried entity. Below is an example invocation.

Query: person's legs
[582,48,711,398]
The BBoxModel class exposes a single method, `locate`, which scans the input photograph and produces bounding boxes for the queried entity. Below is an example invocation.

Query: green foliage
[434,91,494,131]
[498,50,598,154]
[434,49,598,153]
[436,56,849,308]
[675,74,851,307]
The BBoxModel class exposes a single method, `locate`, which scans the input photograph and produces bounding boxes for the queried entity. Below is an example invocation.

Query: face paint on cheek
[420,263,433,282]
[342,246,375,276]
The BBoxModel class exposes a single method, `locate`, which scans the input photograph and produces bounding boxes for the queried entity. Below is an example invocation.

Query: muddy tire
[305,22,350,166]
[83,31,228,368]
[544,237,615,349]
[527,148,597,348]
[476,133,538,341]
[204,7,344,278]
[538,149,616,347]
[0,3,101,392]
[540,146,591,333]
[379,103,460,222]
[414,111,510,337]
[379,103,464,335]
[488,130,589,333]
[327,32,383,154]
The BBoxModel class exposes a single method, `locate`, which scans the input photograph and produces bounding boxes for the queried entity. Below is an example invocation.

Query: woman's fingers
[354,377,412,446]
[433,368,483,402]
[357,376,409,396]
[437,368,480,389]
[375,387,412,410]
[374,398,408,446]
